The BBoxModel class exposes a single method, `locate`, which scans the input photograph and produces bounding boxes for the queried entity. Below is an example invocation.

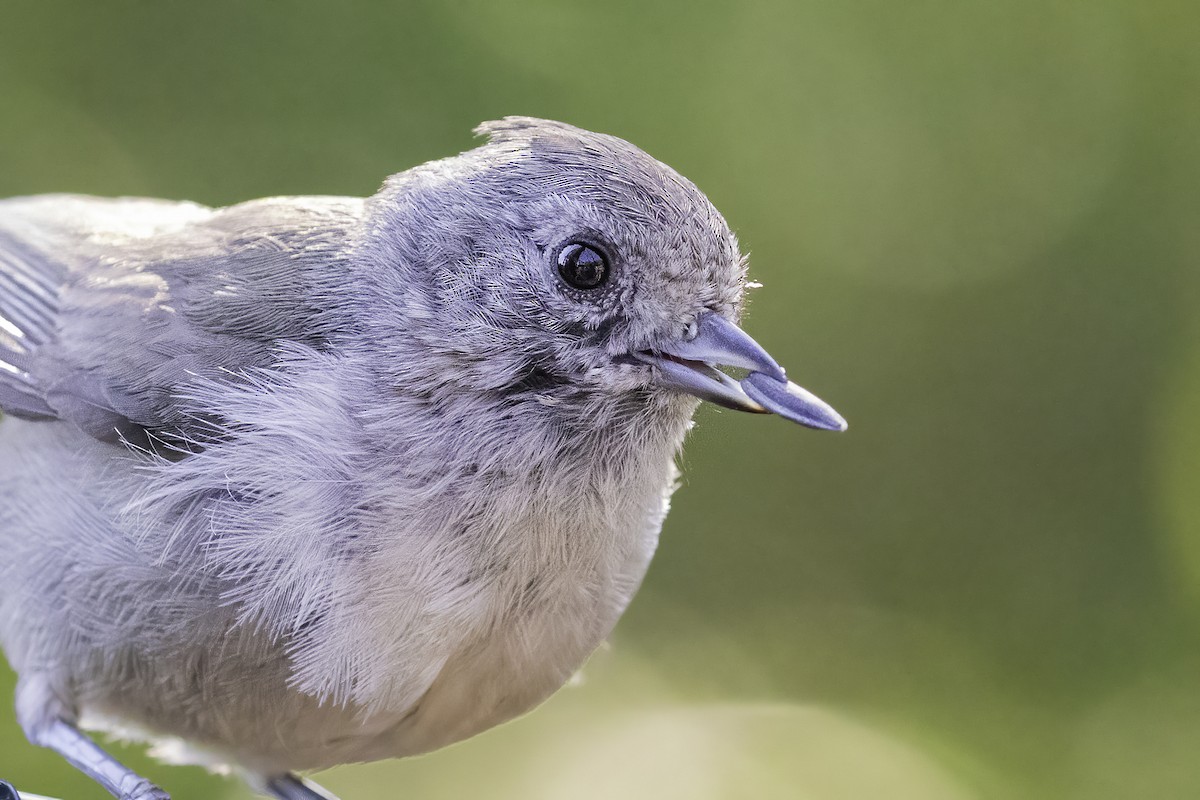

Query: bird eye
[556,242,609,291]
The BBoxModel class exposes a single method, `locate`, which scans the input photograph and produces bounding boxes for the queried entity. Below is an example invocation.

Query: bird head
[352,117,845,432]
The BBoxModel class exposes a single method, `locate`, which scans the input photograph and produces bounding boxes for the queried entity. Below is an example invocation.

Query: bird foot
[119,776,170,800]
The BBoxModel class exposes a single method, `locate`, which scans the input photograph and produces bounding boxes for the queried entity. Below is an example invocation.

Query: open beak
[633,311,847,431]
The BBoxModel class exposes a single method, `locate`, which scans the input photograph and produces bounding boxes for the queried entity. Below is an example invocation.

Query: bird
[0,118,845,800]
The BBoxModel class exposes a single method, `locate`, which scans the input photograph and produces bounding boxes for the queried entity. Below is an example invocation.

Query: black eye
[556,242,609,290]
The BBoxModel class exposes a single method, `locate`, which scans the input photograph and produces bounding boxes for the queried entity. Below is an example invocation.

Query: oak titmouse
[0,118,844,800]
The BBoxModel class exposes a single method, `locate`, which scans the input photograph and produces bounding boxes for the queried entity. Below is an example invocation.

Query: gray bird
[0,118,845,800]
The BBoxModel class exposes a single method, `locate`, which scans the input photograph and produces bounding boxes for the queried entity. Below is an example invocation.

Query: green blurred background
[2,1,1198,798]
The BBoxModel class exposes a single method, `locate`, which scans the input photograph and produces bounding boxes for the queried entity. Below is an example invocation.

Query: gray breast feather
[0,194,365,445]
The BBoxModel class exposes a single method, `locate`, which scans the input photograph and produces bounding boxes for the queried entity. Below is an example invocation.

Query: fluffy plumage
[0,118,796,797]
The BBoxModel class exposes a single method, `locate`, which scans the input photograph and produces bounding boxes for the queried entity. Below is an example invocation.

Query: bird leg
[261,773,341,800]
[25,718,168,800]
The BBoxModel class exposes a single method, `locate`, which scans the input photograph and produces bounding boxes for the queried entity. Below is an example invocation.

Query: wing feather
[0,193,364,445]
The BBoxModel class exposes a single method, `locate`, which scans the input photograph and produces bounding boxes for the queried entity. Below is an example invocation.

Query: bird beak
[633,311,847,431]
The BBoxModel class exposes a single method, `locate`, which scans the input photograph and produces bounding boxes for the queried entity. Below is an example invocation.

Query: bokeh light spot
[526,704,979,800]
